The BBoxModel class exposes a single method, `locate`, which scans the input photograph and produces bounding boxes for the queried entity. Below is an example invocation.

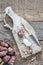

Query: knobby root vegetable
[3,55,11,62]
[8,47,15,56]
[18,29,24,37]
[0,51,7,57]
[0,58,2,63]
[1,41,8,47]
[8,56,16,65]
[0,40,16,64]
[0,46,7,51]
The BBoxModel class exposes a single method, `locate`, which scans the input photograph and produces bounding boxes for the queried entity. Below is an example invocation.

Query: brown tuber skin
[1,41,8,47]
[0,46,7,51]
[0,40,16,64]
[0,58,2,63]
[8,56,16,65]
[18,29,24,37]
[3,55,11,62]
[8,47,15,56]
[0,51,7,57]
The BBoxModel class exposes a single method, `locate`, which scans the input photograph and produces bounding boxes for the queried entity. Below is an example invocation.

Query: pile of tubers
[0,40,16,65]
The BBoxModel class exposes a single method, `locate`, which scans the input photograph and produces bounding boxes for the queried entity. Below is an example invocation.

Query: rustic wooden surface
[0,18,43,40]
[29,22,43,40]
[0,21,43,65]
[0,0,43,64]
[0,0,43,21]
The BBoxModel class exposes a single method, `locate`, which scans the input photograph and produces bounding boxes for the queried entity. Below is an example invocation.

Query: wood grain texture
[21,41,43,65]
[0,0,43,21]
[0,21,43,65]
[0,20,43,40]
[0,13,43,22]
[29,22,43,40]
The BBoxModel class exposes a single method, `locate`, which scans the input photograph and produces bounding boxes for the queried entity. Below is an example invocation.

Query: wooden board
[21,41,43,65]
[0,20,43,40]
[0,21,43,65]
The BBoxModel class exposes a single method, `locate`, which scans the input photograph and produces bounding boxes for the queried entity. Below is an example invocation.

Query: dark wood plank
[29,22,43,40]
